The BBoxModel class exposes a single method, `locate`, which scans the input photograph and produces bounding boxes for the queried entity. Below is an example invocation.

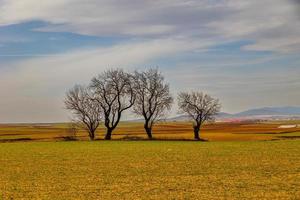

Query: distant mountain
[168,106,300,122]
[216,112,234,118]
[168,112,233,121]
[235,106,300,116]
[167,115,190,121]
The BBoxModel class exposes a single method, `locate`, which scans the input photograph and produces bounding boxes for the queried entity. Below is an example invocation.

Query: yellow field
[1,140,300,199]
[1,121,300,199]
[0,121,300,142]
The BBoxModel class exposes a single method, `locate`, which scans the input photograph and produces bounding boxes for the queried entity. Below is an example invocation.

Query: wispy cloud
[0,0,299,122]
[0,0,299,52]
[0,38,213,122]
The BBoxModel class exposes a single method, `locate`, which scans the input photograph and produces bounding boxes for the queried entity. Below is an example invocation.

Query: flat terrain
[0,121,300,199]
[0,121,300,142]
[1,140,300,199]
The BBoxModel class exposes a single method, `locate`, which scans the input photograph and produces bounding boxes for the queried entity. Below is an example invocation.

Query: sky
[0,0,299,123]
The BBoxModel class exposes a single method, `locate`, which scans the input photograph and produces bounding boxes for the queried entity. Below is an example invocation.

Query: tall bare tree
[65,85,102,140]
[133,69,173,139]
[90,69,135,140]
[178,92,221,140]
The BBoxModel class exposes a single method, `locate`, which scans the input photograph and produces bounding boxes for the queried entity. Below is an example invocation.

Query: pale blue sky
[0,0,299,122]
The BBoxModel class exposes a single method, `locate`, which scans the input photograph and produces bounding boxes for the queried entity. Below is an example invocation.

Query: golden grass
[0,140,299,199]
[1,121,299,199]
[0,121,300,142]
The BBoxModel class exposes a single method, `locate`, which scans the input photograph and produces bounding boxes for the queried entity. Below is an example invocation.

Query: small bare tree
[90,69,135,140]
[65,122,79,141]
[178,92,221,140]
[133,69,173,139]
[65,85,102,140]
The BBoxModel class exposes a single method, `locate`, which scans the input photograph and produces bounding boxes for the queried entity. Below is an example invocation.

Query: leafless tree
[65,122,79,141]
[133,69,173,139]
[177,92,221,140]
[65,85,102,140]
[90,69,135,140]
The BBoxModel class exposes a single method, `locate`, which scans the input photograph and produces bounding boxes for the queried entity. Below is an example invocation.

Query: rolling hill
[168,106,300,121]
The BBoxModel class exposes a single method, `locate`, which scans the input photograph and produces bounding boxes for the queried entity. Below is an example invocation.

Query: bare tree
[90,69,135,140]
[133,69,173,139]
[65,85,102,140]
[177,92,221,140]
[64,122,79,141]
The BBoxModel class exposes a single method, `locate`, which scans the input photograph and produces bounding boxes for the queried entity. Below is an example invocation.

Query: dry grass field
[0,121,300,199]
[0,121,300,142]
[1,140,300,199]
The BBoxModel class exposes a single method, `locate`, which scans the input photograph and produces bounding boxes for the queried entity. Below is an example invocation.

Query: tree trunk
[105,128,113,140]
[89,130,95,141]
[145,127,152,139]
[144,122,153,139]
[144,121,152,140]
[193,125,200,140]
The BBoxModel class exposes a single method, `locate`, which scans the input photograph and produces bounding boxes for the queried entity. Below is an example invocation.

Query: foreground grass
[1,141,300,199]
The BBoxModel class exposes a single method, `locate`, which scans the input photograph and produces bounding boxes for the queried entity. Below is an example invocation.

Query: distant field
[1,122,300,199]
[0,121,300,142]
[1,140,300,199]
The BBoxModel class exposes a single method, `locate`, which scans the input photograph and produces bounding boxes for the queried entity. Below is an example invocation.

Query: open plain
[1,121,300,142]
[0,121,300,199]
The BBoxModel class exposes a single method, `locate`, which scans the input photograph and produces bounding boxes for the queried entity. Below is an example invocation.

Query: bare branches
[65,68,221,141]
[65,85,102,140]
[90,69,135,140]
[133,68,173,138]
[178,91,221,140]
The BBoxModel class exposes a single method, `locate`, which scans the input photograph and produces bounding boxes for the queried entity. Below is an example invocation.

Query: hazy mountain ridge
[235,106,300,116]
[168,106,300,121]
